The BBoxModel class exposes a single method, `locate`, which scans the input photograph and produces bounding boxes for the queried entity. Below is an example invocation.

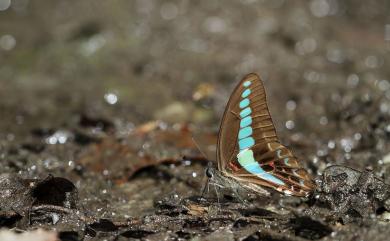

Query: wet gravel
[0,0,390,240]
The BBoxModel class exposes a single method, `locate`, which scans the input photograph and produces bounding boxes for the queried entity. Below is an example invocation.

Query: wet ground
[0,0,390,240]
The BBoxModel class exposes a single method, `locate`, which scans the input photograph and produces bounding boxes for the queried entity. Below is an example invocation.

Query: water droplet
[317,149,327,156]
[320,116,328,125]
[328,140,336,149]
[365,55,382,68]
[0,34,16,50]
[0,0,11,11]
[104,93,118,105]
[354,133,362,141]
[286,100,297,111]
[326,48,345,64]
[304,70,321,82]
[378,80,390,91]
[80,35,106,56]
[285,120,295,130]
[43,158,58,169]
[204,16,227,33]
[347,74,359,87]
[46,130,71,145]
[142,142,151,149]
[340,138,353,153]
[383,153,390,164]
[310,0,330,18]
[383,103,390,114]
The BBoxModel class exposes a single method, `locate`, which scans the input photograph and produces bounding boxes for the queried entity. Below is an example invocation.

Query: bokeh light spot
[0,0,11,11]
[0,35,16,50]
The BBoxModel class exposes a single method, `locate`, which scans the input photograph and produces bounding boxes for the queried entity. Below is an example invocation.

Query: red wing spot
[228,161,241,172]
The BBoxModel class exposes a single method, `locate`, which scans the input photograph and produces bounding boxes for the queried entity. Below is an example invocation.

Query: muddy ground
[0,0,390,240]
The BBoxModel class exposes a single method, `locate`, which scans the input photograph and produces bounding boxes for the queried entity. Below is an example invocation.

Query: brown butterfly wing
[217,73,275,170]
[216,73,315,196]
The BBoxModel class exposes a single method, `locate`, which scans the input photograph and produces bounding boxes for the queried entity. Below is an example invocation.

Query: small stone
[380,211,390,221]
[383,153,390,164]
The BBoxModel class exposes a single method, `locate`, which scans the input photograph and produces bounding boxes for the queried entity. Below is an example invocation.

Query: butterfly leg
[231,186,250,207]
[213,184,221,208]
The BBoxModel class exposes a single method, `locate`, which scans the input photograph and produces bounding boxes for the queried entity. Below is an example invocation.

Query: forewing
[216,73,261,171]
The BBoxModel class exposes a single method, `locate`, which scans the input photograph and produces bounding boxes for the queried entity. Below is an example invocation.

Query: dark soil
[0,0,389,240]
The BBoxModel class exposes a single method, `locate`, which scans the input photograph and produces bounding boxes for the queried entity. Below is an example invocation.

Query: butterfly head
[205,166,215,178]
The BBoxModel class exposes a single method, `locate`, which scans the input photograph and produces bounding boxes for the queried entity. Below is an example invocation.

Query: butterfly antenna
[191,136,212,161]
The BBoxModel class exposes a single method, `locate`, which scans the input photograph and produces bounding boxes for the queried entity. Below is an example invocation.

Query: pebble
[383,153,390,164]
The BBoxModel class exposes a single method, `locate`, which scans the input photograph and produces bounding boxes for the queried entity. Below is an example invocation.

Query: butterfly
[206,73,316,197]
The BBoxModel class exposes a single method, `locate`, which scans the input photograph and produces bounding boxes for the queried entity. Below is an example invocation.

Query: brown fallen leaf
[186,203,209,216]
[76,122,216,181]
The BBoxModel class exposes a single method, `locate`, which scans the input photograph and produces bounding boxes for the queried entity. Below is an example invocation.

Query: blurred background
[0,0,388,130]
[0,0,389,221]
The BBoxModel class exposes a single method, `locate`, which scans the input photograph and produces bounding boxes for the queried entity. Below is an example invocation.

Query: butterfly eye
[206,167,214,178]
